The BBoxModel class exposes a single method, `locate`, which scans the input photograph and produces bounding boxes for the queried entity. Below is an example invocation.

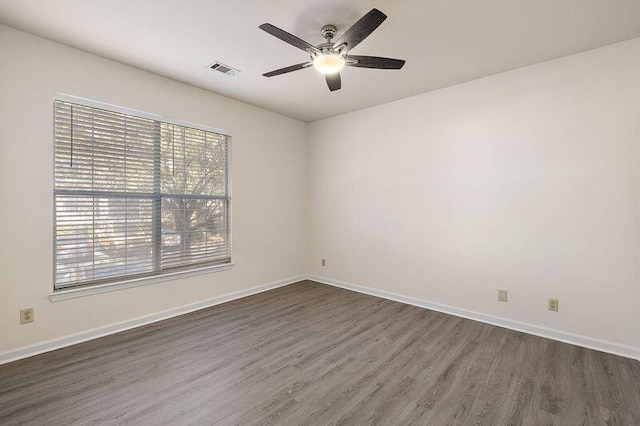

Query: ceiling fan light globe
[313,54,345,74]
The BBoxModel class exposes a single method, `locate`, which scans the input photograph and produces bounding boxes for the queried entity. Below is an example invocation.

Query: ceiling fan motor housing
[314,42,338,58]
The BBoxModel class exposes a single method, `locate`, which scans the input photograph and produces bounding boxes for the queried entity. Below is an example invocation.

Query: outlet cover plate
[498,289,508,302]
[20,308,34,324]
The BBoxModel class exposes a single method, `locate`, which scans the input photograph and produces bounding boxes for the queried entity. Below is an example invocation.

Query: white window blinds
[54,99,230,290]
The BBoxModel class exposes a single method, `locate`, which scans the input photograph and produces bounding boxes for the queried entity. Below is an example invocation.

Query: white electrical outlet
[498,289,508,302]
[321,259,326,266]
[20,308,34,324]
[548,298,559,312]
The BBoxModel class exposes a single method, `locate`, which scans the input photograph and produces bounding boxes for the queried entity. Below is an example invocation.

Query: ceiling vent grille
[209,61,240,77]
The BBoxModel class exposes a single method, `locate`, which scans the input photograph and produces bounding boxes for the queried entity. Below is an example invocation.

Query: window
[54,97,231,290]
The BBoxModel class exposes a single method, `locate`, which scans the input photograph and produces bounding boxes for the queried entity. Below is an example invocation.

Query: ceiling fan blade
[259,23,321,55]
[332,8,387,52]
[347,55,405,69]
[263,62,313,77]
[326,73,341,91]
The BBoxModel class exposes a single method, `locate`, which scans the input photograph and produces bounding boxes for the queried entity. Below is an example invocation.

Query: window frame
[52,94,232,298]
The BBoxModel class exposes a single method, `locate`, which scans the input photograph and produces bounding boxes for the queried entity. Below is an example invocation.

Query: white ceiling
[1,0,640,122]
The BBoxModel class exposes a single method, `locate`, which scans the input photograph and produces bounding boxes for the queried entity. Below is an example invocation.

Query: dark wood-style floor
[1,281,639,425]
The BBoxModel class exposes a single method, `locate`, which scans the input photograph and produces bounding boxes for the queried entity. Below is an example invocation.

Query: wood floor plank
[0,280,638,425]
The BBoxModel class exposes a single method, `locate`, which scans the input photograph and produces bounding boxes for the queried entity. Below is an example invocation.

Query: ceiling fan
[259,8,406,92]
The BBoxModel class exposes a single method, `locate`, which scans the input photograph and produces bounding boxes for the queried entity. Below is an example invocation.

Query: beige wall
[0,25,307,353]
[307,38,640,349]
[2,23,638,356]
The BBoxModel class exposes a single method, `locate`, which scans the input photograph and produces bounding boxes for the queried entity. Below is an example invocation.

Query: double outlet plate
[20,308,34,324]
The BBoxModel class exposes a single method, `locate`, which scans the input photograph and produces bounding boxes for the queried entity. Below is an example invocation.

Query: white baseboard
[307,274,640,362]
[0,275,306,365]
[3,274,638,365]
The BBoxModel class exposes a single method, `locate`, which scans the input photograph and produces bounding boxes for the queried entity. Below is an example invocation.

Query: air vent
[209,61,240,77]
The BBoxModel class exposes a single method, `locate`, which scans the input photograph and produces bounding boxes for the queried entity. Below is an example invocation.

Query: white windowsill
[49,263,234,301]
